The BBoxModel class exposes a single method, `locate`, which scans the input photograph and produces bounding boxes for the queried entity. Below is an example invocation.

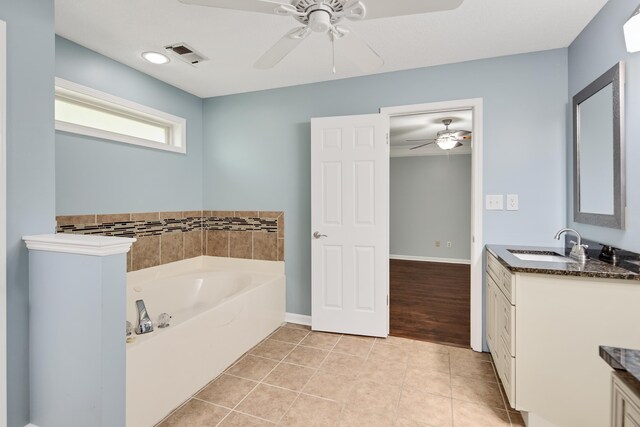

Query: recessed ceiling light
[142,51,170,65]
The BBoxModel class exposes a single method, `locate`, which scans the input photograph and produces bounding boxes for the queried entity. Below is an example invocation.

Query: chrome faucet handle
[135,299,154,335]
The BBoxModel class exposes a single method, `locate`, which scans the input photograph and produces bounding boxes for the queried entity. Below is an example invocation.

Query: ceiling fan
[178,0,464,71]
[407,119,472,150]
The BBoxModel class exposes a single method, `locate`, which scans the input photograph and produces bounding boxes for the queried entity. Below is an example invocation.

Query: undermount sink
[508,250,573,263]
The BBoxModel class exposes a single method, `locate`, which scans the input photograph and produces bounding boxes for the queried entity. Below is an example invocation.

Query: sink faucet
[554,228,588,262]
[135,299,153,334]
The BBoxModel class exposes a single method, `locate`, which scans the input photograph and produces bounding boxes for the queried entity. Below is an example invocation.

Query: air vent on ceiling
[164,43,208,66]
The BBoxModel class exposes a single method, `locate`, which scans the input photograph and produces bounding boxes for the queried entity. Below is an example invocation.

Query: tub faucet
[135,299,154,334]
[554,228,588,262]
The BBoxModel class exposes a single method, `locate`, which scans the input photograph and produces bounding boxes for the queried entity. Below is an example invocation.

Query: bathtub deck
[156,323,525,426]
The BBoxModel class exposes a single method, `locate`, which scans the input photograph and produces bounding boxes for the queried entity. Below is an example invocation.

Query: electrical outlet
[507,194,519,211]
[447,241,452,248]
[435,240,441,247]
[486,194,504,210]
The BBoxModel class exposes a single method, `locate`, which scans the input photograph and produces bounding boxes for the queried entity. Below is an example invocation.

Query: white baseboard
[285,312,312,326]
[25,424,39,427]
[390,254,471,265]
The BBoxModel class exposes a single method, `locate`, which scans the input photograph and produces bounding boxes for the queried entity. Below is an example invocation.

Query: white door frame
[0,18,7,427]
[381,98,484,352]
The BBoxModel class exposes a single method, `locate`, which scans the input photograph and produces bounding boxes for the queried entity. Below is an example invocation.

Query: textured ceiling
[55,0,608,98]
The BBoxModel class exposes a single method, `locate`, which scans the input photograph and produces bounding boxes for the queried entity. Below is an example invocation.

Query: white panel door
[311,113,389,337]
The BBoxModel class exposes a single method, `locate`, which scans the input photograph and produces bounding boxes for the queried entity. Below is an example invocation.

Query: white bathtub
[125,256,285,427]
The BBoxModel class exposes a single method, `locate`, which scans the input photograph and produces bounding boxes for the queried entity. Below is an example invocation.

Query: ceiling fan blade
[453,130,472,138]
[410,141,436,150]
[178,0,289,15]
[333,26,384,72]
[406,138,436,142]
[254,27,310,69]
[356,0,464,20]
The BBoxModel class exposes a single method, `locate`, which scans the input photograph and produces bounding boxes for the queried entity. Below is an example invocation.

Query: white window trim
[55,77,187,154]
[0,19,7,427]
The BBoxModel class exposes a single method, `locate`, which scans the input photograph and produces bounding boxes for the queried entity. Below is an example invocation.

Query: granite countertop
[486,244,639,281]
[600,346,640,387]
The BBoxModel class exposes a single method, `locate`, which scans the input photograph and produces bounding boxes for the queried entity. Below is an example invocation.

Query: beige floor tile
[404,367,451,398]
[451,376,504,409]
[449,347,491,363]
[397,388,453,427]
[394,416,434,426]
[302,370,357,402]
[284,322,311,330]
[280,394,342,426]
[410,340,451,354]
[346,380,402,415]
[369,341,409,364]
[450,358,497,383]
[339,406,396,427]
[195,374,258,408]
[377,335,415,348]
[249,339,296,361]
[300,331,342,350]
[218,411,275,426]
[452,400,510,427]
[320,352,366,379]
[263,362,315,391]
[226,355,278,381]
[407,350,450,373]
[284,346,329,368]
[360,357,407,387]
[158,399,229,426]
[236,384,298,422]
[270,327,309,344]
[509,410,526,426]
[333,335,374,358]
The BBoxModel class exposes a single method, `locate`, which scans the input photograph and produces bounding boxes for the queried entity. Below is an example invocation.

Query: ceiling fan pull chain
[332,31,337,74]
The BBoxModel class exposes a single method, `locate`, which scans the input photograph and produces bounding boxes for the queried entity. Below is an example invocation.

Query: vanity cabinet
[612,372,640,427]
[486,251,516,407]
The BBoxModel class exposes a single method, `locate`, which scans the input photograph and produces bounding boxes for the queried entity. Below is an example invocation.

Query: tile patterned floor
[157,323,525,427]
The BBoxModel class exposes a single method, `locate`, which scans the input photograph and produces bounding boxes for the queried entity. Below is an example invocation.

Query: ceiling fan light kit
[407,118,472,151]
[178,0,464,71]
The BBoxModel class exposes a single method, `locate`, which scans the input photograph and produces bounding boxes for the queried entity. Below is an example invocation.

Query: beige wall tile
[235,211,259,218]
[56,215,97,226]
[131,212,160,221]
[206,230,229,257]
[96,213,131,223]
[259,211,283,219]
[230,231,252,259]
[159,211,184,220]
[184,230,203,259]
[157,399,228,427]
[161,232,184,264]
[210,210,235,218]
[126,250,132,272]
[277,238,285,261]
[252,232,277,261]
[183,210,203,218]
[278,214,285,239]
[132,235,160,271]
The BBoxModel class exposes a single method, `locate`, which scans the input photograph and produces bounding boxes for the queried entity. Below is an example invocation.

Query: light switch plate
[486,195,504,210]
[507,194,519,211]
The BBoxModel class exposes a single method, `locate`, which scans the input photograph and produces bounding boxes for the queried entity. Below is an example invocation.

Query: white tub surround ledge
[24,234,133,427]
[23,233,135,256]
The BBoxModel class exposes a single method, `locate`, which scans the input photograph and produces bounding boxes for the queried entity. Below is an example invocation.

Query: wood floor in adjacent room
[390,259,471,348]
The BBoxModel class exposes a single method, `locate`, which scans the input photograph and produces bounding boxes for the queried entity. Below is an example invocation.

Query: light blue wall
[203,49,568,316]
[568,0,640,250]
[390,155,471,260]
[55,37,204,214]
[0,1,57,426]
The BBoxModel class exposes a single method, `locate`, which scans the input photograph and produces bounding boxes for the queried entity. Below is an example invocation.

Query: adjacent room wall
[55,36,204,215]
[0,1,56,426]
[390,154,471,261]
[568,0,640,251]
[203,48,568,316]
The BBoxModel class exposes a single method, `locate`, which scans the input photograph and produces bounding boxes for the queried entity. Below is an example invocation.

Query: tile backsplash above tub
[56,211,285,272]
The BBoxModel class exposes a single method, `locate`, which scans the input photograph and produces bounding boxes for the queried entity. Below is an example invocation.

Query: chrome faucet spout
[554,228,588,262]
[135,299,153,335]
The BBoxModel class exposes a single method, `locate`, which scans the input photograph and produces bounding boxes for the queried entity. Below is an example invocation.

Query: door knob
[313,231,328,239]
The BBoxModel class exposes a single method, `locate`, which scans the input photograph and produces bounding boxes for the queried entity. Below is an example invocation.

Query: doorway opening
[388,109,472,347]
[381,99,483,351]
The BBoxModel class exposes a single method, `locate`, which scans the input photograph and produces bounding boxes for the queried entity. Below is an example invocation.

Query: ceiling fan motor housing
[293,0,345,32]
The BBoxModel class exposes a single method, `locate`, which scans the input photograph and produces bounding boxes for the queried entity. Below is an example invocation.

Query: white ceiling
[55,0,608,98]
[390,110,472,157]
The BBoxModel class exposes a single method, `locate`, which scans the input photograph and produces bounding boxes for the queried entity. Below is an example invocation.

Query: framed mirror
[573,62,625,229]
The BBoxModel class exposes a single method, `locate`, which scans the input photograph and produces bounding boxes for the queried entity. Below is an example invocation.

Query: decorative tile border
[56,210,285,272]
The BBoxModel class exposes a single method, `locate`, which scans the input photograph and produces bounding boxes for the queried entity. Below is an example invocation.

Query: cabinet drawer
[487,252,515,304]
[497,288,516,357]
[497,337,516,409]
[612,372,640,427]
